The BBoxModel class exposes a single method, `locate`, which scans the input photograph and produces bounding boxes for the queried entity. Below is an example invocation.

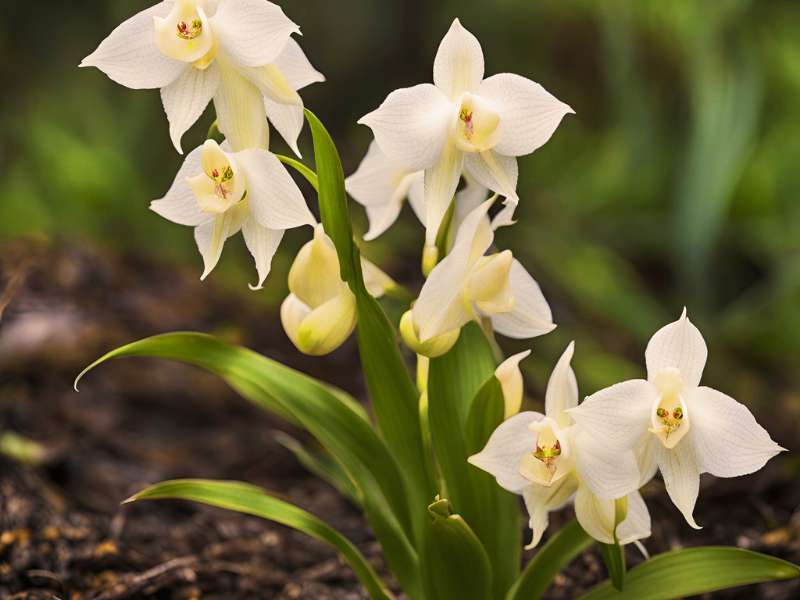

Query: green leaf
[128,479,394,600]
[579,547,800,600]
[598,542,626,591]
[274,432,360,504]
[276,154,319,191]
[76,333,421,598]
[428,322,521,597]
[506,520,594,600]
[304,109,435,538]
[420,498,492,600]
[464,375,505,456]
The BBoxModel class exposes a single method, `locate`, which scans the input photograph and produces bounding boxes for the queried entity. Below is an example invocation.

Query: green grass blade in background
[76,333,421,597]
[128,479,393,600]
[598,542,626,591]
[578,547,800,600]
[420,498,492,600]
[506,520,593,600]
[428,323,522,597]
[304,109,435,535]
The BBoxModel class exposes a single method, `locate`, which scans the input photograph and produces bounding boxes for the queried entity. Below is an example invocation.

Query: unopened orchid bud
[281,225,357,356]
[399,310,459,358]
[495,350,531,418]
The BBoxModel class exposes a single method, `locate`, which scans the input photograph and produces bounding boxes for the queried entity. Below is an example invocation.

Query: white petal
[688,386,784,478]
[413,198,495,341]
[490,258,555,339]
[361,259,394,298]
[467,411,542,493]
[433,19,484,99]
[151,145,213,227]
[522,475,579,549]
[478,73,573,157]
[616,491,652,545]
[241,217,283,290]
[80,2,185,89]
[271,38,325,91]
[194,206,246,280]
[645,308,708,390]
[574,484,616,545]
[211,0,299,68]
[657,441,702,529]
[635,433,660,487]
[358,83,453,171]
[161,63,221,153]
[289,225,345,308]
[568,379,657,451]
[235,148,314,230]
[463,151,518,203]
[545,342,578,425]
[345,140,419,239]
[495,350,531,419]
[453,177,489,231]
[574,428,641,500]
[214,64,268,151]
[407,174,426,224]
[362,202,404,241]
[263,96,305,157]
[423,140,464,246]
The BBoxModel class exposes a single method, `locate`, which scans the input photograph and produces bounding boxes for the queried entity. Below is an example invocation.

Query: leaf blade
[579,547,800,600]
[128,479,393,600]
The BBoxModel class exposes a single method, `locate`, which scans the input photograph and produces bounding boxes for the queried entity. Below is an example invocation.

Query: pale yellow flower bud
[495,350,531,418]
[399,310,460,358]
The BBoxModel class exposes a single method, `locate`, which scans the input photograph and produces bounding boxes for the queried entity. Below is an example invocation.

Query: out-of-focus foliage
[1,0,798,409]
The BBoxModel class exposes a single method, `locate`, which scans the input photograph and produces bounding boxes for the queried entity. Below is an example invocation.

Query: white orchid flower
[345,140,491,247]
[281,225,393,356]
[469,343,649,548]
[358,18,573,258]
[81,0,324,154]
[151,139,314,288]
[405,197,554,348]
[569,309,785,529]
[345,141,425,241]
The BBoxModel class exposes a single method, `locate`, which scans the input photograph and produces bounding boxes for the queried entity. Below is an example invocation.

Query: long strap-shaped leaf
[578,546,800,599]
[128,479,393,600]
[76,333,420,598]
[304,109,435,535]
[506,520,593,600]
[428,323,522,597]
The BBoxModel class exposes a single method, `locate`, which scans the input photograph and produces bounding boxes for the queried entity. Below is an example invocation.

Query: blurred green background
[1,0,798,413]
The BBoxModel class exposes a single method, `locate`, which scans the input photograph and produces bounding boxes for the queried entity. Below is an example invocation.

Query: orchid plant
[75,2,798,599]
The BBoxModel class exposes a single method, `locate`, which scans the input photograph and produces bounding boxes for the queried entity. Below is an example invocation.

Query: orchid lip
[649,368,691,449]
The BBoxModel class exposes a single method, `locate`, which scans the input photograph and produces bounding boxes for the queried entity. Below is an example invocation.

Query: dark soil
[0,239,798,599]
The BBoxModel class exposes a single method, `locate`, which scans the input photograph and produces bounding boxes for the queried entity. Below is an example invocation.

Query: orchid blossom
[281,225,393,356]
[358,18,573,261]
[81,0,324,154]
[569,310,785,529]
[151,139,314,288]
[403,197,554,353]
[345,141,425,241]
[470,343,650,548]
